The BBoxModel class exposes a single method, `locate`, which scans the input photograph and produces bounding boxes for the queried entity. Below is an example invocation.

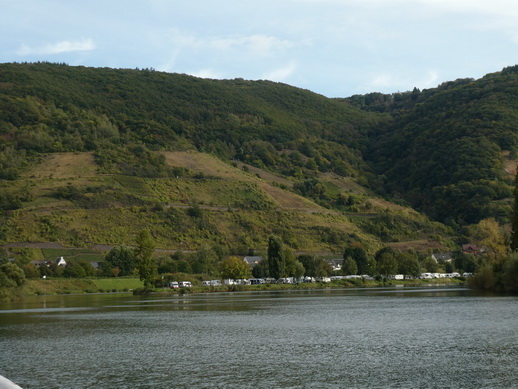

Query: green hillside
[1,149,452,255]
[2,62,518,256]
[347,67,518,226]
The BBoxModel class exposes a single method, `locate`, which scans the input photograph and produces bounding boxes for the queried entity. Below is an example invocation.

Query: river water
[0,287,517,389]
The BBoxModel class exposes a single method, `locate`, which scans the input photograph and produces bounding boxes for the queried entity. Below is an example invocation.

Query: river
[1,287,517,388]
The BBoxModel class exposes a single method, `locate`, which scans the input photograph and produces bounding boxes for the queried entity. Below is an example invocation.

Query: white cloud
[17,38,95,56]
[263,61,298,82]
[165,29,300,57]
[190,68,225,79]
[210,34,297,56]
[365,69,440,92]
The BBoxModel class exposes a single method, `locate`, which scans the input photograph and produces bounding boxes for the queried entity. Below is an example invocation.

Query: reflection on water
[1,287,517,389]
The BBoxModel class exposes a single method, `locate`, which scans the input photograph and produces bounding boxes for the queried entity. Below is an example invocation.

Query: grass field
[24,152,98,179]
[21,278,144,296]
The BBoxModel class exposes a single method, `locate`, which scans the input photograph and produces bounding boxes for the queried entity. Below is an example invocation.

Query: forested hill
[0,62,517,239]
[0,62,386,179]
[347,66,518,227]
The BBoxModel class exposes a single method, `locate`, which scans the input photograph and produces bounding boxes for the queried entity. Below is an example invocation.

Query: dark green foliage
[364,69,518,225]
[297,254,332,277]
[511,173,518,251]
[374,247,397,276]
[0,262,26,287]
[267,235,285,279]
[157,257,178,274]
[0,189,22,211]
[343,245,370,274]
[0,62,383,182]
[187,204,203,218]
[134,230,157,289]
[63,260,96,278]
[293,179,329,202]
[501,255,518,293]
[396,251,420,278]
[453,253,478,273]
[104,246,136,276]
[342,257,358,275]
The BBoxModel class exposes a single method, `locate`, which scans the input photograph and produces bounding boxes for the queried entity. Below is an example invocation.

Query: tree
[422,256,439,272]
[284,249,304,278]
[365,257,377,276]
[511,173,518,251]
[453,253,477,273]
[177,260,192,274]
[22,263,40,279]
[397,252,420,278]
[344,245,370,274]
[377,250,398,278]
[0,262,26,287]
[135,230,157,289]
[297,255,331,277]
[104,246,136,276]
[473,218,507,261]
[267,235,285,279]
[63,261,87,278]
[501,254,518,293]
[252,259,269,278]
[220,256,251,280]
[342,257,358,275]
[157,257,178,274]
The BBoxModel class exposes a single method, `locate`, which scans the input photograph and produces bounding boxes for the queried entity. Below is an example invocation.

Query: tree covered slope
[349,66,518,226]
[1,62,518,253]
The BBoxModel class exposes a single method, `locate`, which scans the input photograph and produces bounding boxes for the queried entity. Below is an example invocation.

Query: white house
[56,256,66,266]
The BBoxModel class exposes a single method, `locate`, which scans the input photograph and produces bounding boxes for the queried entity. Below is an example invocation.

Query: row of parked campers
[169,281,192,289]
[201,280,222,286]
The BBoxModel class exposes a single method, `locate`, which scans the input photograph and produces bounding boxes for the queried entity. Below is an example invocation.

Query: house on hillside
[327,259,344,272]
[56,256,67,266]
[243,256,263,268]
[431,253,452,263]
[462,244,480,255]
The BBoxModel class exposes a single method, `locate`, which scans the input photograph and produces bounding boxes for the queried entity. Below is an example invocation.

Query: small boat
[0,375,23,389]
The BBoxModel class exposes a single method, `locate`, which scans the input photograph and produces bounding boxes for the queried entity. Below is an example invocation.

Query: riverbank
[137,277,465,295]
[1,277,466,300]
[1,278,144,300]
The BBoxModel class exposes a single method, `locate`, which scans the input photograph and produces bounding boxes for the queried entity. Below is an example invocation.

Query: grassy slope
[2,151,454,256]
[18,278,144,295]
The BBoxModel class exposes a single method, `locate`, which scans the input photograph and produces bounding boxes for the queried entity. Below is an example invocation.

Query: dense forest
[346,67,518,227]
[0,62,517,253]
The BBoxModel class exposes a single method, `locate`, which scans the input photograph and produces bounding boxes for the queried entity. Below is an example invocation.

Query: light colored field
[386,240,447,252]
[234,161,294,187]
[163,151,249,181]
[25,152,97,179]
[163,151,327,212]
[319,173,367,194]
[504,158,517,176]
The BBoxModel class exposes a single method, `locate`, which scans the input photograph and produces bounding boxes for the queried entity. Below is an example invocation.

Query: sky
[2,0,518,97]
